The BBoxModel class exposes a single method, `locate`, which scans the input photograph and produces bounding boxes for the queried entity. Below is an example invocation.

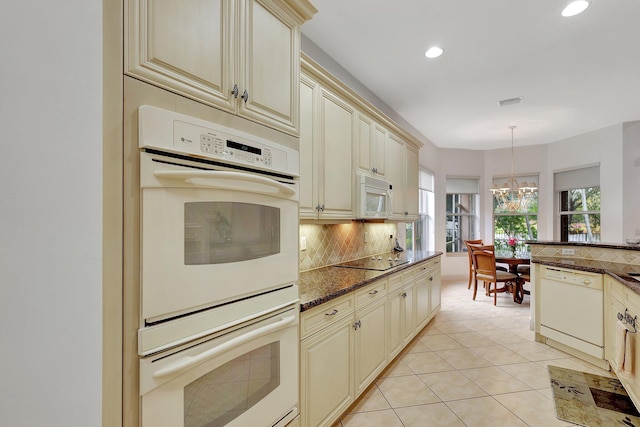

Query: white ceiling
[301,0,640,150]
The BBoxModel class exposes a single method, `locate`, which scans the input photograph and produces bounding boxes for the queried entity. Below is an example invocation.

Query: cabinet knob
[429,276,433,281]
[402,292,407,298]
[231,84,239,98]
[241,89,249,103]
[404,211,408,216]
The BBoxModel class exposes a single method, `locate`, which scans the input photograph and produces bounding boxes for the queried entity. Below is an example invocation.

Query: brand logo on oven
[180,137,193,144]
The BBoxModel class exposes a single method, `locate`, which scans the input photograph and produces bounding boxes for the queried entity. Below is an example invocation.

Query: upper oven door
[140,153,299,324]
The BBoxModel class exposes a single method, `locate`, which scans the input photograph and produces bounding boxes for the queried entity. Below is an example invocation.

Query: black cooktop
[334,253,409,271]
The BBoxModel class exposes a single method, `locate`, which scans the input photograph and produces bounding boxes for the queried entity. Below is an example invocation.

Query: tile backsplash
[531,244,640,266]
[299,222,398,272]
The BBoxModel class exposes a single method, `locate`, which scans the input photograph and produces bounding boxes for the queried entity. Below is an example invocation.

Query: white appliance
[355,174,391,219]
[140,304,299,427]
[137,105,301,427]
[538,265,604,359]
[139,105,299,325]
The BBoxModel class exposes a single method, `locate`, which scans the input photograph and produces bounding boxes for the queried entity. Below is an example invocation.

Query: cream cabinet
[126,0,314,135]
[388,132,419,221]
[300,308,355,427]
[356,112,388,179]
[299,73,355,220]
[414,265,432,330]
[300,257,441,427]
[604,276,640,408]
[354,280,388,395]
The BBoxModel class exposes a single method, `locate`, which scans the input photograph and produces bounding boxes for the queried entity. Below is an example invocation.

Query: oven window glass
[365,191,386,214]
[184,342,281,427]
[184,202,280,265]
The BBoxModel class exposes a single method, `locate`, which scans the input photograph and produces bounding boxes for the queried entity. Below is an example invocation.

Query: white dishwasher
[539,265,604,359]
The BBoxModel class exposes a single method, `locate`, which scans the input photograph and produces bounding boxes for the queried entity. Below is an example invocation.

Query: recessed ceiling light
[425,47,444,59]
[562,1,590,17]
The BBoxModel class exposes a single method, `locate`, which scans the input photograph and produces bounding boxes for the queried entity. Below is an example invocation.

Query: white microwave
[356,174,392,219]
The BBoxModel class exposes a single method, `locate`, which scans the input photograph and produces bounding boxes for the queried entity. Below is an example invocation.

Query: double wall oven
[137,105,300,427]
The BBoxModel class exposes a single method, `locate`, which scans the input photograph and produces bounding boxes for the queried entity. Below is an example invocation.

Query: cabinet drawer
[387,273,403,292]
[402,268,415,285]
[355,280,387,309]
[609,279,628,303]
[300,295,355,339]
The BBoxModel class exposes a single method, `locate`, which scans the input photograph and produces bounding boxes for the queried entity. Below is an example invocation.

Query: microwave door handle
[153,170,296,199]
[152,314,296,379]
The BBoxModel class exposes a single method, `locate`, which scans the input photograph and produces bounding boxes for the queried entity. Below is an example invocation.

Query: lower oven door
[140,305,299,427]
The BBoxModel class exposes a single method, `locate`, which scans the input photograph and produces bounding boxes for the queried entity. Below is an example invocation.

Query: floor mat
[548,365,640,426]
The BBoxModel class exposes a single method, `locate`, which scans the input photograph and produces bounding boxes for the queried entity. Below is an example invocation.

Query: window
[411,169,435,252]
[492,174,538,255]
[555,165,601,243]
[446,178,479,253]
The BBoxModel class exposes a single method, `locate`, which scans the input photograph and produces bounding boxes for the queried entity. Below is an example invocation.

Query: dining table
[495,254,530,303]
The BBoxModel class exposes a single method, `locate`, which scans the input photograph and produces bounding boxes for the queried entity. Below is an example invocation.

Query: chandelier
[490,126,538,212]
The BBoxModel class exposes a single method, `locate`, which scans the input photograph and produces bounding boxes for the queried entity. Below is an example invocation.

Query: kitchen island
[297,250,442,427]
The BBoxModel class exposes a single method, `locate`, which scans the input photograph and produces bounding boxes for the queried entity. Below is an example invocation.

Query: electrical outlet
[364,232,369,243]
[561,248,575,256]
[300,236,307,251]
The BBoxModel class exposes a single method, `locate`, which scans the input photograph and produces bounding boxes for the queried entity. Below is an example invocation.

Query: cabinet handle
[404,211,408,216]
[320,204,325,212]
[429,276,433,282]
[325,309,338,317]
[353,320,361,330]
[241,89,249,103]
[231,84,239,98]
[369,290,379,295]
[402,292,407,298]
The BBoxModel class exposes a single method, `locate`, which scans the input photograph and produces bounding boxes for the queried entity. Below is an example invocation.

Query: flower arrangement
[507,237,518,257]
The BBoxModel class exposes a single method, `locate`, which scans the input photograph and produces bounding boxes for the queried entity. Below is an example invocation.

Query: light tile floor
[333,277,616,427]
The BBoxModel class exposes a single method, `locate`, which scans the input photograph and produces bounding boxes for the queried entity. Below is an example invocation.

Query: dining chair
[471,245,523,305]
[463,239,483,289]
[517,264,531,299]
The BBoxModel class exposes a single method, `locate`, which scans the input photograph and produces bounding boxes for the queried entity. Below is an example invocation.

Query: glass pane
[184,342,280,427]
[493,215,538,255]
[560,213,601,242]
[559,187,600,212]
[184,202,280,265]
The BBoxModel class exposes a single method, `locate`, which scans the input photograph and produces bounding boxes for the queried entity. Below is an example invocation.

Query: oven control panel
[137,105,299,177]
[175,120,283,171]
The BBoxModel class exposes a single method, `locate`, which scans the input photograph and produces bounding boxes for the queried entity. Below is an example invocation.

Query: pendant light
[490,126,538,212]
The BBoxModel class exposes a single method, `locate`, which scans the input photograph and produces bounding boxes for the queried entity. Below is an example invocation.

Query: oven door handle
[152,314,297,379]
[153,170,296,199]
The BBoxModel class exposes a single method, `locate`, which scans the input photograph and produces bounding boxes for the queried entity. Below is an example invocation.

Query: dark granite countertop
[298,251,442,312]
[528,241,640,251]
[532,256,640,295]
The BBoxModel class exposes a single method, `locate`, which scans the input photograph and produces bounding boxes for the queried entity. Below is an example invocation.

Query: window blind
[419,168,434,192]
[554,165,600,191]
[446,177,479,194]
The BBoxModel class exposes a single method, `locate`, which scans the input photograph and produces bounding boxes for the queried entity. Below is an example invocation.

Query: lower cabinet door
[354,299,387,395]
[300,315,354,427]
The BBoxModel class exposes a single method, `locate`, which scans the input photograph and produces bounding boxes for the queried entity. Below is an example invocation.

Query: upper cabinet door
[126,0,236,113]
[126,0,312,136]
[239,0,300,135]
